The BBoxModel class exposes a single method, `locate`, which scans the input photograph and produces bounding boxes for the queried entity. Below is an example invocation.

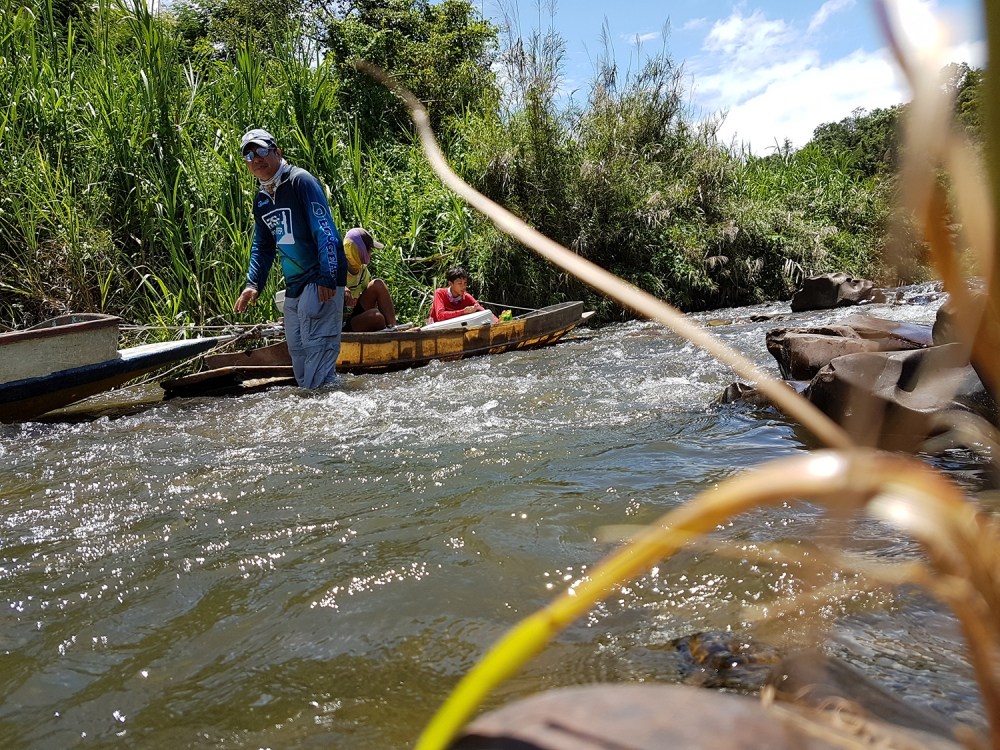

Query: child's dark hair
[446,266,469,283]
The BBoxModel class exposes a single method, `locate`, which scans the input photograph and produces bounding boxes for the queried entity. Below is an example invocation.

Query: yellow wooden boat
[161,302,593,398]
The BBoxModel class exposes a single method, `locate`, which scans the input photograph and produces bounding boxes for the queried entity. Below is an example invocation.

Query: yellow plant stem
[416,450,999,749]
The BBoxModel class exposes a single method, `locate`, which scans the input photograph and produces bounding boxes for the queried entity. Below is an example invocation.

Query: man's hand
[235,287,258,312]
[317,285,336,303]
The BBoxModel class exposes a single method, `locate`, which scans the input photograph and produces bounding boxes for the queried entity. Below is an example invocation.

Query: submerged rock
[767,650,957,740]
[670,631,779,690]
[715,380,808,408]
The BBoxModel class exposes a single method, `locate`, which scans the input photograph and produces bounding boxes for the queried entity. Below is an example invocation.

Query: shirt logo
[263,207,295,246]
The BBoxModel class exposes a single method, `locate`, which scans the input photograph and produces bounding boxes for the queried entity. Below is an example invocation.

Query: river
[1,283,993,748]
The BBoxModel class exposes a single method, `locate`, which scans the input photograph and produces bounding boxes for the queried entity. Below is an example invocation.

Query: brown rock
[716,380,808,408]
[766,316,930,380]
[803,344,990,451]
[790,273,877,312]
[933,288,1000,403]
[838,314,935,347]
[768,650,957,741]
[767,329,882,380]
[449,683,962,749]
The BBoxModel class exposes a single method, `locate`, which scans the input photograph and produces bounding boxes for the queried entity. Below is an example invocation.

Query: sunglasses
[243,146,273,162]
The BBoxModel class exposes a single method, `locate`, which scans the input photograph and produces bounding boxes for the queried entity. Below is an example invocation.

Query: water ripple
[0,289,988,748]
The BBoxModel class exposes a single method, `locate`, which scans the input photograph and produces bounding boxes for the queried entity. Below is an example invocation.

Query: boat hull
[162,302,592,398]
[1,337,229,423]
[0,313,122,383]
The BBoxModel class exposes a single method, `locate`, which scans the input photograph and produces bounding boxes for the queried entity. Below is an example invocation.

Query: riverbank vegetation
[0,0,986,331]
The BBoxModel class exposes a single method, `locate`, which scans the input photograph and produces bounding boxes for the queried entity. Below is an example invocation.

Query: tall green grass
[0,0,909,333]
[731,144,897,287]
[459,16,899,316]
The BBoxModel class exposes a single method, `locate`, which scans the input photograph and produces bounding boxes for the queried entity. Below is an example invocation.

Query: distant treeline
[0,0,986,330]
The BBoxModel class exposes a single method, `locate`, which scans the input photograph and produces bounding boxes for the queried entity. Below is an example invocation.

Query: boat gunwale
[340,301,585,345]
[1,313,122,344]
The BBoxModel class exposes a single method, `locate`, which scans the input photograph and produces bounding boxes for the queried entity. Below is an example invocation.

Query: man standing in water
[233,128,347,388]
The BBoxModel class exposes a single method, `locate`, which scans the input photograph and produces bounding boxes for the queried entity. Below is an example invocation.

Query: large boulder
[933,288,1000,404]
[838,313,935,346]
[767,327,886,380]
[766,315,931,380]
[717,301,997,454]
[790,273,880,312]
[803,343,997,451]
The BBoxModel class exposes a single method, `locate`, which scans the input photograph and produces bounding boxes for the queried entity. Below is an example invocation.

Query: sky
[477,0,986,154]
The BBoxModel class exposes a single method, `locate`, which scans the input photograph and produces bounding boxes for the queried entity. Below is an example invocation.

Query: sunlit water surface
[1,285,993,747]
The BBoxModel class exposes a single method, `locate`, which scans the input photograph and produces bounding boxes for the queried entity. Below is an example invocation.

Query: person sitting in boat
[343,228,400,332]
[428,266,498,324]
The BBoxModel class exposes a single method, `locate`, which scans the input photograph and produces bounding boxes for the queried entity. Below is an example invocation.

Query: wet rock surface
[804,343,995,450]
[790,273,883,312]
[450,634,967,749]
[721,301,998,451]
[669,630,780,691]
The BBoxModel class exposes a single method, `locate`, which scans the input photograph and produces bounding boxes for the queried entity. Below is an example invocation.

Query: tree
[942,62,985,137]
[170,0,305,60]
[319,0,499,139]
[808,105,904,178]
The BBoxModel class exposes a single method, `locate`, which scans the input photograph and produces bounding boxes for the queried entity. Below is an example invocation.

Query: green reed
[732,143,896,283]
[0,0,920,334]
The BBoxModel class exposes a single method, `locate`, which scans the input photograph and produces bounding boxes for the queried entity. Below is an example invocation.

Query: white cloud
[712,49,906,152]
[807,0,856,34]
[628,31,660,46]
[703,9,795,60]
[696,51,820,105]
[687,1,986,155]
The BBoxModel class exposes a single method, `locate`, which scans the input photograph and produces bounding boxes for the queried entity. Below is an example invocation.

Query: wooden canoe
[162,301,593,398]
[0,315,230,422]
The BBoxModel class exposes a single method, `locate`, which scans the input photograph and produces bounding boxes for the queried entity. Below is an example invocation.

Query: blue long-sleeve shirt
[245,166,347,299]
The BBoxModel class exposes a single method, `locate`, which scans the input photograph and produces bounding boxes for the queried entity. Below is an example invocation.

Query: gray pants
[283,284,344,388]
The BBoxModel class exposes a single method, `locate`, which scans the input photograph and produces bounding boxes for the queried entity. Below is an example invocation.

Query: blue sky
[477,0,986,154]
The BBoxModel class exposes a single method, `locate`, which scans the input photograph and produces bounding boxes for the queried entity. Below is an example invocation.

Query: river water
[1,284,994,748]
